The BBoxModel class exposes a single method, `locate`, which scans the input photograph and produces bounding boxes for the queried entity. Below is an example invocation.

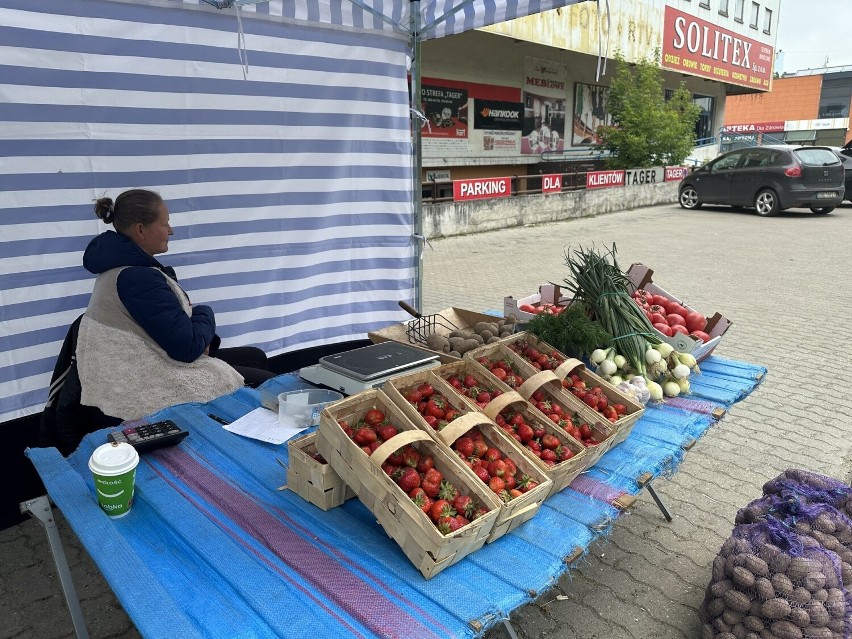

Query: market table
[25,355,766,639]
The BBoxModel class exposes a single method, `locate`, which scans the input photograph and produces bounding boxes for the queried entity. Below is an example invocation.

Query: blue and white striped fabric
[0,0,414,422]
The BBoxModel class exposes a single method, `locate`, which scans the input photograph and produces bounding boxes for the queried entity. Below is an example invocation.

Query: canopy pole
[410,0,424,312]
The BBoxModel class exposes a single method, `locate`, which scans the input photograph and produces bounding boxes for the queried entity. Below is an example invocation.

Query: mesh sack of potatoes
[762,471,852,520]
[700,519,852,639]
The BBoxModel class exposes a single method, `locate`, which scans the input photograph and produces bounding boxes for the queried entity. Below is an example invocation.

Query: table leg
[645,482,674,522]
[501,618,519,639]
[20,495,90,639]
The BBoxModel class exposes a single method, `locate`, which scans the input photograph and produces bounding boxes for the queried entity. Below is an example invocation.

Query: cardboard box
[286,432,355,511]
[368,307,506,363]
[626,263,732,363]
[503,284,572,322]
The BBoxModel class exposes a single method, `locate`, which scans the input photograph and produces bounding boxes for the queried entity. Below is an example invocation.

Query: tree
[597,51,701,169]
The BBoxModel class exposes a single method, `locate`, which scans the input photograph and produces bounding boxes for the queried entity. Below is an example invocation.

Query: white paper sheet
[222,407,308,445]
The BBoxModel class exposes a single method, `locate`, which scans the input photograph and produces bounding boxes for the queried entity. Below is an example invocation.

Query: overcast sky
[775,1,852,73]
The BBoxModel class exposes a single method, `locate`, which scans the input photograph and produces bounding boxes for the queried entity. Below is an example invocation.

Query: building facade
[723,67,852,151]
[419,0,781,192]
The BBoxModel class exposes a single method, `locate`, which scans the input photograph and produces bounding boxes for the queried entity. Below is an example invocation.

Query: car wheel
[679,186,701,210]
[754,189,780,216]
[810,206,834,214]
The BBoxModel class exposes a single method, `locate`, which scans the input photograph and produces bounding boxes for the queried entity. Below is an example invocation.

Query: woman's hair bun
[94,196,115,224]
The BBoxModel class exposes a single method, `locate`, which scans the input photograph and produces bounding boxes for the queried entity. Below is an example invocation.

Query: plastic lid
[88,442,139,476]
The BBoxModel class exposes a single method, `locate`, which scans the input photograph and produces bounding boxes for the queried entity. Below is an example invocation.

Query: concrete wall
[423,181,679,238]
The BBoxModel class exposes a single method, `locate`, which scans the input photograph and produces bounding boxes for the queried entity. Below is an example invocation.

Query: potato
[722,609,745,626]
[744,634,761,639]
[769,620,803,639]
[770,553,791,574]
[825,588,846,618]
[713,556,728,582]
[760,543,783,563]
[449,336,467,353]
[761,598,792,620]
[706,596,727,617]
[721,538,738,557]
[715,633,736,639]
[744,615,765,632]
[426,333,450,352]
[803,572,827,592]
[469,333,484,345]
[789,587,812,605]
[743,554,770,578]
[826,617,845,633]
[701,623,715,639]
[711,579,735,598]
[733,566,756,589]
[724,588,753,613]
[799,627,831,639]
[732,623,748,639]
[787,607,810,628]
[714,617,733,633]
[812,588,828,603]
[499,330,513,338]
[448,329,470,339]
[486,337,500,344]
[463,338,481,353]
[806,601,830,627]
[789,557,819,585]
[813,513,837,534]
[479,329,494,342]
[771,573,794,597]
[754,577,775,601]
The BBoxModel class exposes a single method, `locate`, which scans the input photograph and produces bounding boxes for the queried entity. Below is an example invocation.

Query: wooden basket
[500,332,645,446]
[316,389,501,579]
[463,346,615,474]
[384,374,552,542]
[286,432,355,511]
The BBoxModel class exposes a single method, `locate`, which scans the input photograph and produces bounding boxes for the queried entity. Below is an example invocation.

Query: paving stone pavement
[3,201,851,639]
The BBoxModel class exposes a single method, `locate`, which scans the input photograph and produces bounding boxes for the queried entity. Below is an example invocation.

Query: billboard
[661,5,773,91]
[573,83,612,146]
[521,58,567,155]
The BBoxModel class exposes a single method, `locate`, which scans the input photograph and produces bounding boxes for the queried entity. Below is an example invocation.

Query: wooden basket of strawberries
[286,431,355,511]
[500,332,645,446]
[462,343,615,474]
[383,370,552,542]
[316,388,501,579]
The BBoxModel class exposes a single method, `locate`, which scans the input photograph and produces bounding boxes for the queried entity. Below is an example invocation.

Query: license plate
[816,191,837,199]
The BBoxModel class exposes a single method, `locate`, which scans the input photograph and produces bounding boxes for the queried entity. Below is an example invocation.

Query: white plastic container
[278,389,343,429]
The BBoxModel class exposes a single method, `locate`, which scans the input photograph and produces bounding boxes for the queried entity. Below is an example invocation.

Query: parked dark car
[679,145,845,216]
[829,145,852,202]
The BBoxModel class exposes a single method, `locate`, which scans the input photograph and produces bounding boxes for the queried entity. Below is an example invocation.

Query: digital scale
[299,342,441,395]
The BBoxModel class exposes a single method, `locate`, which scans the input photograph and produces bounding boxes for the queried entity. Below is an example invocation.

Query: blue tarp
[27,355,766,638]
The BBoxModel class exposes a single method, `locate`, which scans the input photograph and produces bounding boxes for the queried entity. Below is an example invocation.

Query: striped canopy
[0,0,591,423]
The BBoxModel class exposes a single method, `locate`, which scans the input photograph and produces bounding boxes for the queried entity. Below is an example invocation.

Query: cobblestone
[4,201,851,638]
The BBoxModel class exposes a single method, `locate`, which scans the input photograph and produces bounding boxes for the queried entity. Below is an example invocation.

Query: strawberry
[488,476,506,493]
[484,447,502,462]
[541,449,557,463]
[386,447,404,466]
[423,468,442,485]
[401,446,420,468]
[368,440,382,454]
[381,461,399,477]
[503,458,517,477]
[473,465,490,483]
[353,426,377,446]
[417,382,435,398]
[556,446,575,462]
[409,487,432,514]
[471,507,489,520]
[452,494,475,519]
[397,467,420,492]
[541,433,560,450]
[437,516,456,535]
[476,390,492,404]
[364,409,385,426]
[404,388,423,404]
[421,479,440,498]
[438,480,458,502]
[454,436,475,458]
[463,375,478,388]
[498,489,513,503]
[311,452,327,464]
[487,459,507,478]
[376,423,398,442]
[503,475,517,490]
[453,515,470,529]
[472,440,489,458]
[416,455,434,474]
[517,423,534,443]
[430,499,455,523]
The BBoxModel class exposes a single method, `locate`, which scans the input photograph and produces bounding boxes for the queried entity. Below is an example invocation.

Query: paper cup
[88,442,140,519]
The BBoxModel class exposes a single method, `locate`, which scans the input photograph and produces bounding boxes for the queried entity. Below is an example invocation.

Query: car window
[794,148,840,165]
[767,150,788,166]
[711,152,743,171]
[741,150,769,168]
[841,149,852,160]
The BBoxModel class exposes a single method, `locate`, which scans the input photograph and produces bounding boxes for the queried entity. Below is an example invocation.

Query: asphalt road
[3,200,851,639]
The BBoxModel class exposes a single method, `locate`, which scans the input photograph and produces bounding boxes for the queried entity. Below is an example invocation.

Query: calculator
[107,419,189,454]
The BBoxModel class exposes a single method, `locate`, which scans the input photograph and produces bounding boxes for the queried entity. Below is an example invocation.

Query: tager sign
[661,6,773,90]
[664,166,690,182]
[453,177,512,201]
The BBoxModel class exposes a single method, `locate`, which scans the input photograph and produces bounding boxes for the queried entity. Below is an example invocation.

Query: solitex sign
[661,6,773,90]
[453,177,512,201]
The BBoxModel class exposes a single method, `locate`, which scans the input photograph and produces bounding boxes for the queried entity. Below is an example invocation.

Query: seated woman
[76,188,275,422]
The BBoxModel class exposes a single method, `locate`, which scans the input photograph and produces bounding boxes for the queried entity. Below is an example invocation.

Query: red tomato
[690,330,711,343]
[653,322,674,337]
[649,312,667,325]
[670,324,689,335]
[666,313,686,327]
[685,311,707,333]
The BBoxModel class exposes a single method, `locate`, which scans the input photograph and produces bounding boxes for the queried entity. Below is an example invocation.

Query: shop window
[665,91,715,145]
[763,7,772,33]
[718,0,729,15]
[783,130,816,143]
[699,0,710,8]
[749,2,759,29]
[734,0,744,22]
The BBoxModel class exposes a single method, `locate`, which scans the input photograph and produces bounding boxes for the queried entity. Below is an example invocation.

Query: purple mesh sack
[764,470,852,519]
[701,518,852,639]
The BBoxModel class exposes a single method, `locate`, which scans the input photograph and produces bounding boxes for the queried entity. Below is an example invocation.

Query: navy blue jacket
[83,230,215,363]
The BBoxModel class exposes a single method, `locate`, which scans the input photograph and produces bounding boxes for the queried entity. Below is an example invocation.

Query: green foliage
[597,50,701,169]
[526,302,613,361]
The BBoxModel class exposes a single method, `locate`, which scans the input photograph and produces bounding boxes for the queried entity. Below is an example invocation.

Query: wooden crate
[286,432,355,511]
[500,332,645,446]
[316,389,501,579]
[384,375,552,542]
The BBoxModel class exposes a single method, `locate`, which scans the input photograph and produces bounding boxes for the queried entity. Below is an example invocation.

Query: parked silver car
[679,145,845,216]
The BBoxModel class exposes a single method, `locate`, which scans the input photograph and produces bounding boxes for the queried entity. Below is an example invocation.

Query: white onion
[676,378,691,394]
[645,349,661,365]
[678,353,698,369]
[654,342,674,358]
[613,354,627,369]
[672,364,691,380]
[590,349,608,364]
[663,381,680,397]
[608,374,624,386]
[599,359,617,376]
[646,380,664,401]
